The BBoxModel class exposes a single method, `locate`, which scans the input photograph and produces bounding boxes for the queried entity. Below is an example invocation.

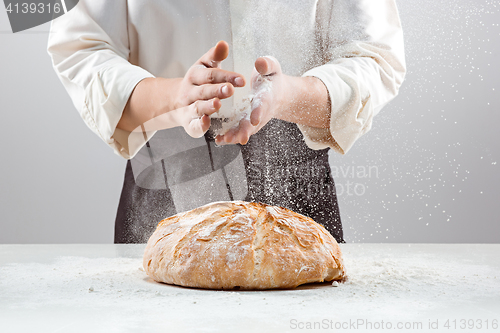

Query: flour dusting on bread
[143,201,346,290]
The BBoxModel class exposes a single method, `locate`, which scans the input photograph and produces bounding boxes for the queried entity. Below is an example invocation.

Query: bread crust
[143,201,346,290]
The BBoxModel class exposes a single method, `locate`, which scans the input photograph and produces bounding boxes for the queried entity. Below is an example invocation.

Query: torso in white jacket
[47,0,405,243]
[48,0,405,159]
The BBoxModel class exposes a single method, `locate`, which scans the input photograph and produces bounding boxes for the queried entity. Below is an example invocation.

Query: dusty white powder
[210,76,273,136]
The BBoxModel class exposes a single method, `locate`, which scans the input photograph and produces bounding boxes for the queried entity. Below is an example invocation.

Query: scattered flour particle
[210,76,272,136]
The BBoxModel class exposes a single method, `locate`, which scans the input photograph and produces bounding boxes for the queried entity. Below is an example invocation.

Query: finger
[186,114,211,138]
[198,40,229,68]
[212,41,229,64]
[190,83,234,101]
[189,68,245,87]
[192,98,221,118]
[235,119,254,145]
[220,119,254,145]
[255,56,280,76]
[199,115,212,134]
[250,106,263,126]
[215,135,223,145]
[222,128,236,144]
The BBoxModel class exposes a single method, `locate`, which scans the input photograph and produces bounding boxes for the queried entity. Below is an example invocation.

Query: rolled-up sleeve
[47,0,155,159]
[299,0,406,154]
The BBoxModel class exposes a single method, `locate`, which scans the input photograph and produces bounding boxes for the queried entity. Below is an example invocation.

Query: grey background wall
[1,0,498,244]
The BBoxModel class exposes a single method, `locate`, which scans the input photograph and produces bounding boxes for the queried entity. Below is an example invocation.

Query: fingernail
[234,77,244,87]
[222,85,229,95]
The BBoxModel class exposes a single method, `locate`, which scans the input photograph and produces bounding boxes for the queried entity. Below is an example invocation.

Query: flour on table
[2,244,499,329]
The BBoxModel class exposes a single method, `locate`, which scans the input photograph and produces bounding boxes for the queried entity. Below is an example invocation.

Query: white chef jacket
[47,0,406,160]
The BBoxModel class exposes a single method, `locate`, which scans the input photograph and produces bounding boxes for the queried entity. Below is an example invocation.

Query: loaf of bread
[143,201,346,289]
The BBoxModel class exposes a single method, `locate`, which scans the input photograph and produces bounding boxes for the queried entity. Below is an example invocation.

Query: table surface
[1,244,499,333]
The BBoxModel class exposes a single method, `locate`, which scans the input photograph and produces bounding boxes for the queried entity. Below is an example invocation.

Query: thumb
[254,56,281,76]
[199,40,229,68]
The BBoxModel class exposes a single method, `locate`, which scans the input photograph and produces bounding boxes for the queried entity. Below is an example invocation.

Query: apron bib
[114,119,344,243]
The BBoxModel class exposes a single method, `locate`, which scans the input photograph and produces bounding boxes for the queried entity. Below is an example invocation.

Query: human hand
[120,41,246,137]
[215,56,285,145]
[174,40,246,138]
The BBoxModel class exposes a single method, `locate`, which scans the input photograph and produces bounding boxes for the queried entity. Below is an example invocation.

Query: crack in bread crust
[251,209,270,282]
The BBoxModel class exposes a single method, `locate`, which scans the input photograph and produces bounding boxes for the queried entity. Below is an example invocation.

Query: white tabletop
[1,244,499,333]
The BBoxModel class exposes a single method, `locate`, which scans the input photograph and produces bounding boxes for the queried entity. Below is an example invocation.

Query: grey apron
[115,0,344,243]
[114,118,344,243]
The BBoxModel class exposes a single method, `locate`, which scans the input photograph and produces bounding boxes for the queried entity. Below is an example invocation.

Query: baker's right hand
[173,40,245,137]
[119,41,245,138]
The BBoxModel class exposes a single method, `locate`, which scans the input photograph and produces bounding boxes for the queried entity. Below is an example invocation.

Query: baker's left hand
[215,56,286,145]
